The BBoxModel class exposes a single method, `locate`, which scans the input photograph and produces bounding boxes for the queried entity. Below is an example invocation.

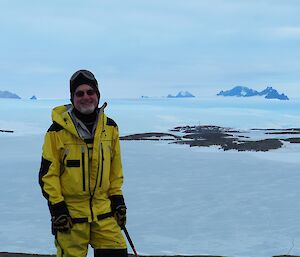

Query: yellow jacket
[39,104,124,222]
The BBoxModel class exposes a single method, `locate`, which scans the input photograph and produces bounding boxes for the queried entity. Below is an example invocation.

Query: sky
[1,0,300,99]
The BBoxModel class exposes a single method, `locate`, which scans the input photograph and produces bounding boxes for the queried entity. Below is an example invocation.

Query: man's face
[73,84,99,114]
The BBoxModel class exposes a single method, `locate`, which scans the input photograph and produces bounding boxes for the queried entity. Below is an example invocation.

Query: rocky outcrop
[0,252,296,257]
[120,125,300,152]
[0,129,13,133]
[0,253,224,257]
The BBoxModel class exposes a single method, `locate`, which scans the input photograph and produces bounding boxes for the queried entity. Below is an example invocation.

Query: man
[39,69,128,257]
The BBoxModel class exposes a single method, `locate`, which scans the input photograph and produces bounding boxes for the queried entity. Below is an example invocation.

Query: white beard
[77,104,96,114]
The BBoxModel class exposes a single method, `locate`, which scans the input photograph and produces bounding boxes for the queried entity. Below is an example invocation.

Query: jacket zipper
[89,198,94,221]
[81,146,86,192]
[86,144,94,221]
[99,143,104,187]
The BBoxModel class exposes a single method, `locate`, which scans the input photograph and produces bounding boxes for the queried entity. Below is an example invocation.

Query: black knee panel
[94,248,128,257]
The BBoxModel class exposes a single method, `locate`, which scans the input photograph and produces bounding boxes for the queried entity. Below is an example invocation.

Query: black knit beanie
[70,69,100,103]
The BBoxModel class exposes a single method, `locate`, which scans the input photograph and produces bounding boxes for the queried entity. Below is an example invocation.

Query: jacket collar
[51,103,107,139]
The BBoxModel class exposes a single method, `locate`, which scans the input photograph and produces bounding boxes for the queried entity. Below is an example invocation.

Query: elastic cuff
[49,201,69,217]
[109,195,126,212]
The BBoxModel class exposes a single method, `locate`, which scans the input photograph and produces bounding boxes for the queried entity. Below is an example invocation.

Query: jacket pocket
[66,159,80,167]
[60,145,87,195]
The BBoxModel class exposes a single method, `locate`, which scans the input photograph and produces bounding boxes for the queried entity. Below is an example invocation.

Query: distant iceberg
[0,90,21,99]
[167,91,195,98]
[260,87,289,100]
[217,86,289,100]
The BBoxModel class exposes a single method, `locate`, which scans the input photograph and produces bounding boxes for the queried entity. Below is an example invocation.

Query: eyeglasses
[74,89,96,97]
[70,70,97,84]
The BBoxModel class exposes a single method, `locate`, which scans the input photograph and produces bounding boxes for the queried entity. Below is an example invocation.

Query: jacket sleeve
[108,125,124,197]
[39,128,64,206]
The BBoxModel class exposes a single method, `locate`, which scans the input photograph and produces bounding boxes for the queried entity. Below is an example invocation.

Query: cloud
[1,1,300,98]
[268,26,300,39]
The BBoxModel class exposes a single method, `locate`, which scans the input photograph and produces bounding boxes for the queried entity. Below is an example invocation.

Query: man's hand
[52,214,73,233]
[114,205,127,228]
[49,201,73,234]
[110,195,127,228]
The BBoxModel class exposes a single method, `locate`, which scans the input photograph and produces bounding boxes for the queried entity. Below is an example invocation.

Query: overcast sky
[1,0,300,99]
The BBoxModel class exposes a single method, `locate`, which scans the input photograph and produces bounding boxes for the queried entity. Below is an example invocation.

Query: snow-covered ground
[0,97,300,257]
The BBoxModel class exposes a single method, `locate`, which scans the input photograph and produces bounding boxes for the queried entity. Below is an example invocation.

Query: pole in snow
[122,226,139,257]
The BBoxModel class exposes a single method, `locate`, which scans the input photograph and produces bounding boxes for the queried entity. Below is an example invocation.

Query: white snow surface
[0,97,300,257]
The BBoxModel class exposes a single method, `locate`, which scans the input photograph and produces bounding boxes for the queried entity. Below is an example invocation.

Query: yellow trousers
[55,217,127,257]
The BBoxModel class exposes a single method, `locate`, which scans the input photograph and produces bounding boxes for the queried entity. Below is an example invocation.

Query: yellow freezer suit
[39,104,127,257]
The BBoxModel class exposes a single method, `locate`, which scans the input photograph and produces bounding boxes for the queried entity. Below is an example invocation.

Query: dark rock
[284,138,300,143]
[0,253,53,257]
[273,255,299,257]
[0,253,223,257]
[121,125,299,152]
[222,139,283,152]
[266,131,300,135]
[120,132,181,141]
[0,129,14,133]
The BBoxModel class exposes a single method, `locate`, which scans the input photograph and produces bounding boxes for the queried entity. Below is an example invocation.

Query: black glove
[114,205,127,228]
[49,201,73,234]
[110,195,127,228]
[52,214,73,233]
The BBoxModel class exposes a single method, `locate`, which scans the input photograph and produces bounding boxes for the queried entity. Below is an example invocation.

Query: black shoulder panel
[47,122,64,132]
[39,157,52,200]
[106,117,117,127]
